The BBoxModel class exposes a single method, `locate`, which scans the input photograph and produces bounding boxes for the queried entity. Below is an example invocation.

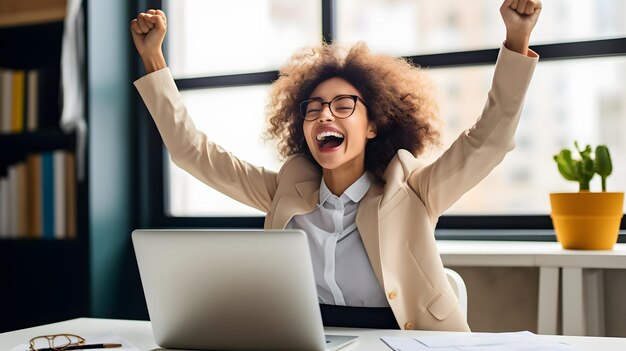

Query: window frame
[136,0,626,240]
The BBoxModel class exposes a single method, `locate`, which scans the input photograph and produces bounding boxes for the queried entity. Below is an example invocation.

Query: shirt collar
[319,172,372,205]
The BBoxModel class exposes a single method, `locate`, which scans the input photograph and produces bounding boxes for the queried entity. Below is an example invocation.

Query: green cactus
[594,145,612,192]
[553,141,613,192]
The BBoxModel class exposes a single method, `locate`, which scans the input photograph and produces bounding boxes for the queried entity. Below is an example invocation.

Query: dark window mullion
[136,0,166,228]
[529,37,626,60]
[175,71,279,90]
[407,37,626,68]
[322,0,335,43]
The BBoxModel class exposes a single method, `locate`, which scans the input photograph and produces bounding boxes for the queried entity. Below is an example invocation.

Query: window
[335,0,626,56]
[143,0,626,231]
[167,0,321,77]
[167,85,280,216]
[427,57,626,215]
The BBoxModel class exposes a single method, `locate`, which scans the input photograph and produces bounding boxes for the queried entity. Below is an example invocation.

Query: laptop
[132,229,358,351]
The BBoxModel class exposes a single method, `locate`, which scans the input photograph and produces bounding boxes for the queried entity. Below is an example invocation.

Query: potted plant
[551,142,624,250]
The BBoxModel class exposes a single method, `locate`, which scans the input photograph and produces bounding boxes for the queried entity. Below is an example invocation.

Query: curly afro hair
[265,42,441,180]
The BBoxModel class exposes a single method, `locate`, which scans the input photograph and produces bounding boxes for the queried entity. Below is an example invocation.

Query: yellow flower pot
[550,192,624,250]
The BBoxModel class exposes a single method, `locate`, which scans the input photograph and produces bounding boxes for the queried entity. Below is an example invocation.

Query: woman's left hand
[500,0,542,55]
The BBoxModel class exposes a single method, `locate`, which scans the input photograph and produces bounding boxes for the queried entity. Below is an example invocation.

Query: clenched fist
[131,9,167,73]
[500,0,542,55]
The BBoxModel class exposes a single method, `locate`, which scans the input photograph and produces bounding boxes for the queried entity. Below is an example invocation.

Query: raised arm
[130,10,278,213]
[408,0,541,219]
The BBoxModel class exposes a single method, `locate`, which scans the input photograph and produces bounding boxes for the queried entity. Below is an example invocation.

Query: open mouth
[316,130,345,149]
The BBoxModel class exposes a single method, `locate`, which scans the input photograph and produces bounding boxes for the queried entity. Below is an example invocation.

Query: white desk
[2,318,626,351]
[437,241,626,336]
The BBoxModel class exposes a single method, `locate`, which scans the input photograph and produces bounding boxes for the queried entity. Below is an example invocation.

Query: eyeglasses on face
[299,95,367,121]
[29,334,86,351]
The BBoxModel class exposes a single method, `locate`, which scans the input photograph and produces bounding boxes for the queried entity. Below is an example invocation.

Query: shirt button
[388,290,398,300]
[404,322,414,330]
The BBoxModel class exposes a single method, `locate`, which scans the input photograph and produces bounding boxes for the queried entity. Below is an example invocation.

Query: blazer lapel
[356,180,385,286]
[271,180,320,229]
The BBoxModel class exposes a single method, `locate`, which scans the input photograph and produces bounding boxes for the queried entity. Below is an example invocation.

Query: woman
[131,0,542,331]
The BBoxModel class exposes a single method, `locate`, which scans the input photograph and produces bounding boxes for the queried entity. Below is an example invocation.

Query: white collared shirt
[286,172,389,307]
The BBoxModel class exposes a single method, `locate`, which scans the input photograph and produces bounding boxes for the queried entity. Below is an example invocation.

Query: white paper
[381,331,577,351]
[418,331,536,347]
[11,331,140,351]
[382,336,457,351]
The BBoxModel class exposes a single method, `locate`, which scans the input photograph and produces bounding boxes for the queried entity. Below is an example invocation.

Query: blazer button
[388,290,398,300]
[404,322,414,330]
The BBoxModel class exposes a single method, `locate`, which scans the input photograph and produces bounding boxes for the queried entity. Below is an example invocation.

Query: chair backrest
[444,268,468,319]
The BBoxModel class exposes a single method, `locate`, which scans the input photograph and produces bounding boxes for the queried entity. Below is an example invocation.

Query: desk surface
[2,318,626,351]
[437,241,626,268]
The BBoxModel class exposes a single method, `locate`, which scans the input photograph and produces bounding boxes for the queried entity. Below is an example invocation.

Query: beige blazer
[134,45,538,332]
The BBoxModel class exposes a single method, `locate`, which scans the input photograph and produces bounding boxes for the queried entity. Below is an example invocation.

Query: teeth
[316,131,345,141]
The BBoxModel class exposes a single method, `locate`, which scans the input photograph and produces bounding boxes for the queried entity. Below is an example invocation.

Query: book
[65,152,76,239]
[27,153,43,237]
[0,176,7,237]
[26,70,39,132]
[0,69,12,133]
[53,150,65,239]
[7,164,17,237]
[15,162,28,237]
[11,69,25,133]
[41,152,55,239]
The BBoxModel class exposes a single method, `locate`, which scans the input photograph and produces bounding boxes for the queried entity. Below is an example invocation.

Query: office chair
[444,268,468,319]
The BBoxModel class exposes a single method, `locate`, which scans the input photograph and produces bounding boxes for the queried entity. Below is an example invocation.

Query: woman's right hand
[131,9,167,73]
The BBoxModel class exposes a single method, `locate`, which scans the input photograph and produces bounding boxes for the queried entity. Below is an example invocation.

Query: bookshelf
[0,0,89,332]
